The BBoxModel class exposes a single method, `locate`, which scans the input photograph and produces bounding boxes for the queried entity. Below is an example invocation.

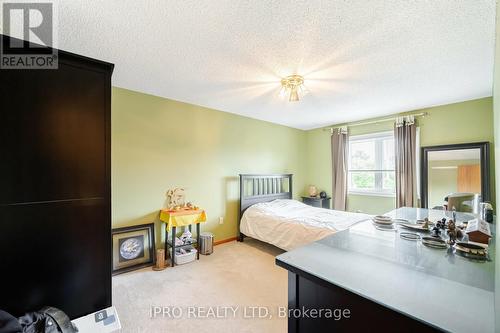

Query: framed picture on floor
[112,223,155,275]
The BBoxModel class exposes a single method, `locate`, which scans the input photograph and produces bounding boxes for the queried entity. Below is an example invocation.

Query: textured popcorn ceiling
[55,0,495,130]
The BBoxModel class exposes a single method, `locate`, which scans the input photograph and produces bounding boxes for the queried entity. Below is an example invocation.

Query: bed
[238,174,371,250]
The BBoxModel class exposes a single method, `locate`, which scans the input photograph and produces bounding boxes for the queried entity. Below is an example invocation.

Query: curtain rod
[322,112,428,132]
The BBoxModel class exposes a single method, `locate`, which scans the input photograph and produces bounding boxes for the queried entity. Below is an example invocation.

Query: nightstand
[302,196,331,209]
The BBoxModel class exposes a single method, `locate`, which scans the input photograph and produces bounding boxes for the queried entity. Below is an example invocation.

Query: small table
[159,209,207,267]
[301,196,331,209]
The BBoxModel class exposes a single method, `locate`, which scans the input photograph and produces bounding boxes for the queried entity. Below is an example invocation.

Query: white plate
[399,223,430,232]
[372,220,393,226]
[372,218,393,225]
[373,215,392,222]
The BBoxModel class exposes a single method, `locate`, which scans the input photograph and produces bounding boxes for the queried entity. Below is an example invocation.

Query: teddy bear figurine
[447,220,458,245]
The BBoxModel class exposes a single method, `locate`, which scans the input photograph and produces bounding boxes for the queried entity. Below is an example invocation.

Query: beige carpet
[113,239,287,333]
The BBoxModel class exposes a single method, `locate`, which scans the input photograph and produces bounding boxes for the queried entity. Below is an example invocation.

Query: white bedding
[240,199,371,250]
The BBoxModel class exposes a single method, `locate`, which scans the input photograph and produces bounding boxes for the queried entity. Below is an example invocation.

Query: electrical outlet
[219,217,224,224]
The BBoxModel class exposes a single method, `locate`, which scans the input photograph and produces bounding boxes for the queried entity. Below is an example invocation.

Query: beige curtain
[331,127,348,211]
[394,116,417,208]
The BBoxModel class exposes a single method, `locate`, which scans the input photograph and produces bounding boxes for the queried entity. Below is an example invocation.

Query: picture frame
[112,223,155,275]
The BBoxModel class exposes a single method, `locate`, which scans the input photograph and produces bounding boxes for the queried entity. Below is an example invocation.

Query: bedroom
[0,1,499,333]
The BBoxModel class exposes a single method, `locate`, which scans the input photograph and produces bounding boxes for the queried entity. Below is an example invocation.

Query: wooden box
[465,219,492,244]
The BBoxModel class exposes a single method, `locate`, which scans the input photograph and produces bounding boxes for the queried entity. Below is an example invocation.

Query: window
[348,131,395,196]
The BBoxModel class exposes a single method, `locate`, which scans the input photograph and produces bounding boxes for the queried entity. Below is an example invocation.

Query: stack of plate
[372,215,395,231]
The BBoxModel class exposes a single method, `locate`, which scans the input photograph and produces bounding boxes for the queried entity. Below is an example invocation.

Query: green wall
[305,97,495,215]
[112,87,306,246]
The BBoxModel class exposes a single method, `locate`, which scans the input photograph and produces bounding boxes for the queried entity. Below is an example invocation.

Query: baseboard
[214,237,237,246]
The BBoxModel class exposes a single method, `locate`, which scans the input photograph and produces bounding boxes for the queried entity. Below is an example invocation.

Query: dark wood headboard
[238,174,293,241]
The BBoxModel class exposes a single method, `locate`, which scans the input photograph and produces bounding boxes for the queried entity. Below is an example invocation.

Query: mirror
[421,142,490,212]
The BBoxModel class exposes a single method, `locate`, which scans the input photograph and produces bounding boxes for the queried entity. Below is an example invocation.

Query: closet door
[457,165,481,193]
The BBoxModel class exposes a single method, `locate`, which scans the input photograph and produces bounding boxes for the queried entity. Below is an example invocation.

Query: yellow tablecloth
[159,209,207,231]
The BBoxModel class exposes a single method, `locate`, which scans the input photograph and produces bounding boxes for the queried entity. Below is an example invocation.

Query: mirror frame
[420,142,490,209]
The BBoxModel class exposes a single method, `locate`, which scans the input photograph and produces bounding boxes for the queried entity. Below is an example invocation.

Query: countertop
[276,207,495,333]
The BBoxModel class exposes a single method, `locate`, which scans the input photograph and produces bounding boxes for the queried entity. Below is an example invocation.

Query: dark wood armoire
[0,34,114,319]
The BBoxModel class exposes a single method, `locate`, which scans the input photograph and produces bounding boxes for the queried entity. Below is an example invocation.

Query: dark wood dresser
[276,208,494,333]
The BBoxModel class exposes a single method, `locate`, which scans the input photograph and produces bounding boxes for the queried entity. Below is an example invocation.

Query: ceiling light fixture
[280,75,308,102]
